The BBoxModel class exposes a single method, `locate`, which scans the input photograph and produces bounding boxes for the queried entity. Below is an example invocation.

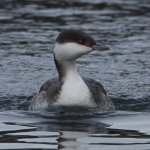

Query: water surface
[0,0,150,149]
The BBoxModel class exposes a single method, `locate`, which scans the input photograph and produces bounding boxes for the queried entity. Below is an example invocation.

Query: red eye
[77,39,85,45]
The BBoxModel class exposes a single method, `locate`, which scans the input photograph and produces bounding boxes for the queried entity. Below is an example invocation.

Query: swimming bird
[29,30,115,110]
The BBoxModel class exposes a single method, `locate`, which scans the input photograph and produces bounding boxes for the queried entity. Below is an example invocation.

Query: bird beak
[92,44,111,51]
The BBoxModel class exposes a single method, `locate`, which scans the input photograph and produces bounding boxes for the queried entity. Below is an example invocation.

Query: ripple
[0,0,150,149]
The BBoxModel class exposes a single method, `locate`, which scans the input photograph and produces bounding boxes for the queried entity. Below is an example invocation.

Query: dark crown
[56,30,96,47]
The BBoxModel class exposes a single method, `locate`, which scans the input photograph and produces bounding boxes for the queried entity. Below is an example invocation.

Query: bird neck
[54,56,80,85]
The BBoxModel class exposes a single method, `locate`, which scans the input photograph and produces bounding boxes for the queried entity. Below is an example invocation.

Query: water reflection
[0,109,150,149]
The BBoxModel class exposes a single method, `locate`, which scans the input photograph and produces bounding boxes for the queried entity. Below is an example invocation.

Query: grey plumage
[84,78,115,110]
[29,77,115,111]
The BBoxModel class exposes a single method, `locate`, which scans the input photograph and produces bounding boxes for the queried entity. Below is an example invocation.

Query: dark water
[0,0,150,149]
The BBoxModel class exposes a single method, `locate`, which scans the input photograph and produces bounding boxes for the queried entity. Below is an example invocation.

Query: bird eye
[77,39,86,45]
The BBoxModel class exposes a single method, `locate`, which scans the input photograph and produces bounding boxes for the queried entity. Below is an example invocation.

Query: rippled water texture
[0,0,150,149]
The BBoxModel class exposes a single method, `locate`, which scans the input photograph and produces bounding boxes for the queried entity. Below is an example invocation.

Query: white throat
[53,43,92,61]
[54,61,95,107]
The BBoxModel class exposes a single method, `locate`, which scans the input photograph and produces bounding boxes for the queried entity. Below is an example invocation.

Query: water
[0,0,150,149]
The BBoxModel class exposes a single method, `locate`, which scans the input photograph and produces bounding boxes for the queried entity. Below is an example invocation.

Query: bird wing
[29,78,60,110]
[83,78,115,110]
[39,77,60,103]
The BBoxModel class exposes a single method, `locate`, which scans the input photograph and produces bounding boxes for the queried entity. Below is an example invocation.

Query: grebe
[29,30,115,110]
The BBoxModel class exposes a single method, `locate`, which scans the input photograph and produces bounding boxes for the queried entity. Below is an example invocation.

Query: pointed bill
[93,44,111,51]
